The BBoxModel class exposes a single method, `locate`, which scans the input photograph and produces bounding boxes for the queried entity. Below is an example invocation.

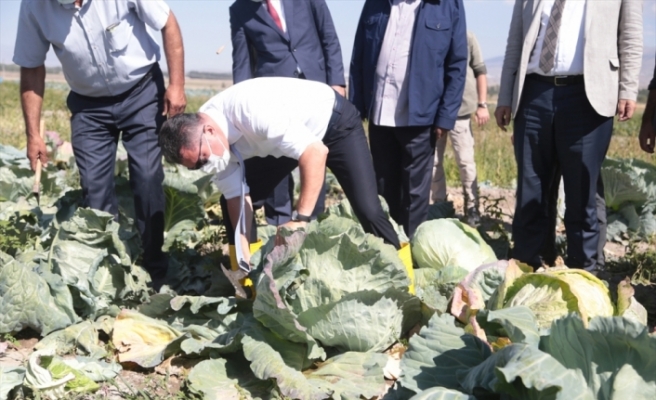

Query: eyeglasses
[190,126,207,170]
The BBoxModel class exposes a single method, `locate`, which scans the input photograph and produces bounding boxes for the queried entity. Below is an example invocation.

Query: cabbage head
[501,268,614,330]
[411,219,497,275]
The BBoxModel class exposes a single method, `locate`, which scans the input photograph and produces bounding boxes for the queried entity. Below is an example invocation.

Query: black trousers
[67,63,167,282]
[513,76,613,269]
[220,94,400,249]
[541,168,607,269]
[263,172,327,225]
[368,124,436,239]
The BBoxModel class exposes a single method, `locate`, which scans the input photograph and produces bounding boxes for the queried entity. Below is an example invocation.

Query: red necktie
[265,0,283,31]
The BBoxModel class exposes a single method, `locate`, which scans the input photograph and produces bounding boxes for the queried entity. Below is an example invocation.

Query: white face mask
[58,0,77,4]
[200,134,231,174]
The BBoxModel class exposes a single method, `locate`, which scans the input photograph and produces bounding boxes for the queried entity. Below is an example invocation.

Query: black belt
[527,73,584,86]
[327,92,345,131]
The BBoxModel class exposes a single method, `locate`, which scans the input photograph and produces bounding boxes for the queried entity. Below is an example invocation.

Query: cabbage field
[1,135,656,400]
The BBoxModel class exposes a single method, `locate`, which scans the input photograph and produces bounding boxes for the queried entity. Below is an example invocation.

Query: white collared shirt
[254,0,287,33]
[371,0,421,127]
[13,0,169,97]
[198,77,334,199]
[527,0,587,76]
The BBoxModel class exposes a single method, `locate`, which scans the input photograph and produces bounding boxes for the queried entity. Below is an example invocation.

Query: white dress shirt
[262,0,287,33]
[199,77,335,199]
[13,0,170,97]
[371,0,421,127]
[527,0,587,76]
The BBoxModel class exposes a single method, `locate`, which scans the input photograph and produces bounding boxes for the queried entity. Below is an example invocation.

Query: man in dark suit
[230,0,345,226]
[349,0,467,238]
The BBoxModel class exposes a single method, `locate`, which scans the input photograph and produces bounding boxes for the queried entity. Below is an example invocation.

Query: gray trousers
[66,63,167,284]
[430,117,479,211]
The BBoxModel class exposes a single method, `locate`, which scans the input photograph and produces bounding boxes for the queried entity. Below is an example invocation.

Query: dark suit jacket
[229,0,345,86]
[349,0,467,130]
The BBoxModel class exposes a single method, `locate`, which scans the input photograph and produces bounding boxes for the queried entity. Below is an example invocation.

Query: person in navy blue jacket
[230,0,345,226]
[349,0,467,238]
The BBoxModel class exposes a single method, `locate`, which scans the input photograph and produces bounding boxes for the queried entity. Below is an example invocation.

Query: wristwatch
[292,211,312,223]
[477,102,488,109]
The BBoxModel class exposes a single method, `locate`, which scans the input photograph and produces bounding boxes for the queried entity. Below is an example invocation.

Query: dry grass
[1,80,650,189]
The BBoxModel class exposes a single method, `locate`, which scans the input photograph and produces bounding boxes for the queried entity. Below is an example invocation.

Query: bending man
[158,77,400,268]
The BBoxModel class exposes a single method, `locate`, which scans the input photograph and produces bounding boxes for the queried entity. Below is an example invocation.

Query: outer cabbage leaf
[400,313,491,393]
[411,219,497,274]
[36,320,107,359]
[0,366,25,400]
[450,260,516,323]
[185,359,243,400]
[304,352,388,400]
[616,278,648,326]
[476,306,540,348]
[409,387,474,400]
[0,252,78,335]
[542,314,656,399]
[457,344,591,400]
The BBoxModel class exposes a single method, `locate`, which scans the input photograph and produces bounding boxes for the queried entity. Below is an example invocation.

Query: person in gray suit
[494,0,643,270]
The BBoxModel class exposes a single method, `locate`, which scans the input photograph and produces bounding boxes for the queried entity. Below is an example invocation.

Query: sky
[1,0,655,76]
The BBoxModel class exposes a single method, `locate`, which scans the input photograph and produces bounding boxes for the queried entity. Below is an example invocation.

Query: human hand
[331,85,346,97]
[274,220,308,246]
[474,107,490,126]
[494,106,512,131]
[163,84,187,117]
[27,135,48,171]
[616,99,636,122]
[433,127,448,140]
[639,119,655,154]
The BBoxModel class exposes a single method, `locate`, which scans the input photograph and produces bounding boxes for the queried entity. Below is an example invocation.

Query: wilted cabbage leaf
[411,219,497,275]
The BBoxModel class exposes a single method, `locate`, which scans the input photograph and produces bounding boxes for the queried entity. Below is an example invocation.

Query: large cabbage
[411,219,497,274]
[501,268,615,329]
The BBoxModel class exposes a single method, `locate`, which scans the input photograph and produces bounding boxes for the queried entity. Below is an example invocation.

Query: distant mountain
[485,47,656,89]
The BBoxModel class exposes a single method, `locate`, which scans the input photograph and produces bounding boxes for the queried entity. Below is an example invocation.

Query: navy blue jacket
[230,0,345,86]
[349,0,467,130]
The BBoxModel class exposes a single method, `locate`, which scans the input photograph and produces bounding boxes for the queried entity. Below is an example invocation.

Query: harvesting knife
[31,121,46,206]
[221,264,252,299]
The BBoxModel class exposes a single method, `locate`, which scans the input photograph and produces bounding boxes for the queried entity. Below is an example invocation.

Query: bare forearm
[20,66,46,139]
[297,143,328,216]
[476,74,488,104]
[162,12,184,87]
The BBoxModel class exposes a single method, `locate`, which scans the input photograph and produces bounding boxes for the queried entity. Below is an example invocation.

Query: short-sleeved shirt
[199,77,335,199]
[13,0,170,97]
[459,31,487,117]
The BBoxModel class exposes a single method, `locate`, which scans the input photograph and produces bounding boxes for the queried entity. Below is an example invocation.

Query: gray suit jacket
[498,0,643,118]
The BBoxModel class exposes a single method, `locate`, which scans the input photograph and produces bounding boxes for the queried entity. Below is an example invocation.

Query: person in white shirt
[494,0,643,271]
[158,77,401,272]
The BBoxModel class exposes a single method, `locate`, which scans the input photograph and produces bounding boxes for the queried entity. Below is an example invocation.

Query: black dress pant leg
[369,124,435,238]
[221,156,298,245]
[323,101,400,248]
